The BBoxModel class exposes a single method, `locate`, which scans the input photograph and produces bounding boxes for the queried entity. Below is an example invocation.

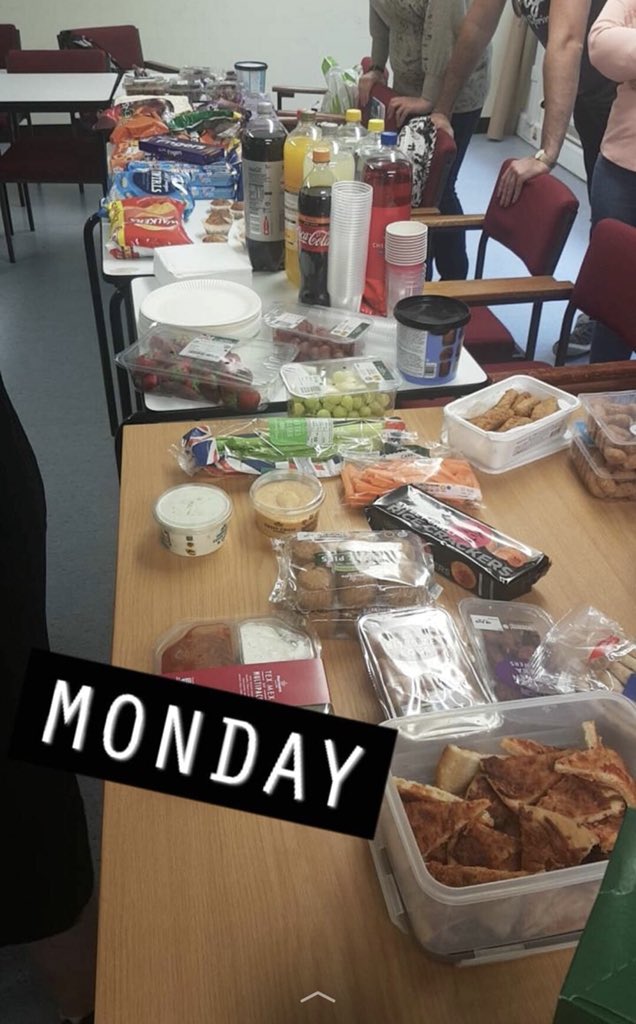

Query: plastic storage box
[443,376,580,473]
[116,325,296,411]
[280,357,400,419]
[264,302,396,361]
[580,391,636,470]
[571,433,636,500]
[371,691,636,964]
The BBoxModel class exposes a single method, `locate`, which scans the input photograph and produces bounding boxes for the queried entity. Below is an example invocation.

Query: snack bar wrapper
[108,163,194,219]
[105,197,191,259]
[366,485,550,599]
[519,605,636,699]
[270,530,440,637]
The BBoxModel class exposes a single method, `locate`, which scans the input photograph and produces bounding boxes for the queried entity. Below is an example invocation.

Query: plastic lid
[368,118,385,133]
[154,485,232,530]
[320,122,338,136]
[394,295,471,331]
[345,108,362,123]
[257,100,273,114]
[312,148,331,163]
[249,470,324,517]
[381,131,398,146]
[234,61,268,70]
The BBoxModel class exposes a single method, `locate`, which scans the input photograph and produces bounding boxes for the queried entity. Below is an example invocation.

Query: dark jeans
[573,81,616,201]
[433,107,482,280]
[589,155,636,363]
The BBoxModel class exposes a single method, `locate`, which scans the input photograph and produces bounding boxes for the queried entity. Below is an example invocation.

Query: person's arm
[359,3,390,107]
[498,0,592,207]
[589,0,636,81]
[431,0,506,133]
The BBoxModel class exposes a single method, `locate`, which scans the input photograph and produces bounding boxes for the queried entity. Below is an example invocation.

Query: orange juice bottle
[284,111,321,285]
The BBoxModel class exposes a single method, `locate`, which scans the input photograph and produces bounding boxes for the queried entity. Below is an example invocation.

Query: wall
[4,0,511,119]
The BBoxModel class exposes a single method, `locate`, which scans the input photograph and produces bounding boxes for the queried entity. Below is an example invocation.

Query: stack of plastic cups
[385,222,429,316]
[327,180,373,311]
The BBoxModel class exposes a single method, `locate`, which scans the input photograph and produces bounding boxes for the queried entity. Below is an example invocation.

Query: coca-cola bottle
[362,131,412,316]
[298,148,335,306]
[242,100,286,272]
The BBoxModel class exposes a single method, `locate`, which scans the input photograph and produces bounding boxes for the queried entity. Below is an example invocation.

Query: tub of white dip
[154,484,233,557]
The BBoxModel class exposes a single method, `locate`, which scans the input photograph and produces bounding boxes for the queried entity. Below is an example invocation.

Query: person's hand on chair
[358,69,385,107]
[388,96,432,128]
[497,156,550,207]
[430,112,455,138]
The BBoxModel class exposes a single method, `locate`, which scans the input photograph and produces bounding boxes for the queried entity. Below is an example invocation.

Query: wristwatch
[535,149,556,169]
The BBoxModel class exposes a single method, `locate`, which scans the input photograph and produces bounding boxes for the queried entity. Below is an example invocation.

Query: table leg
[83,211,118,435]
[0,183,16,263]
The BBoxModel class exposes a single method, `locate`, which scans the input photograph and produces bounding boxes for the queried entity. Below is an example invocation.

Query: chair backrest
[571,218,636,353]
[6,48,109,73]
[0,24,20,68]
[58,25,143,70]
[482,160,579,275]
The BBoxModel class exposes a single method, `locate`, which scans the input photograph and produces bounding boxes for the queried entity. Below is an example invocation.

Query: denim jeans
[589,155,636,362]
[433,108,482,280]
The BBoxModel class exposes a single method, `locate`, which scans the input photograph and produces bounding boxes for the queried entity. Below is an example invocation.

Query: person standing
[359,0,491,280]
[587,0,636,361]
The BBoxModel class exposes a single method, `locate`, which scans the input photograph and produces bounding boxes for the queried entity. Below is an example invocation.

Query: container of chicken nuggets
[443,376,580,473]
[370,691,636,963]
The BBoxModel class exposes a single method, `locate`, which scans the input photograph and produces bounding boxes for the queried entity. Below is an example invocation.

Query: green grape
[291,401,305,417]
[331,370,348,385]
[322,395,339,410]
[304,397,320,413]
[316,408,331,418]
[340,395,354,410]
[332,405,347,418]
[351,396,363,410]
[369,401,384,417]
[359,405,372,417]
[379,393,392,409]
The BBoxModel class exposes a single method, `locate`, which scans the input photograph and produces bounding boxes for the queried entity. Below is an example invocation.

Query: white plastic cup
[386,262,426,315]
[154,484,233,557]
[328,181,372,310]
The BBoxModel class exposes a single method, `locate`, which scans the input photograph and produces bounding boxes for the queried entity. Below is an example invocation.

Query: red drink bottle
[362,131,412,316]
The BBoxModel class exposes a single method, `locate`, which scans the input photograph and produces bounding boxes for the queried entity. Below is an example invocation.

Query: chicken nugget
[510,391,532,410]
[531,397,559,421]
[497,416,533,432]
[493,389,521,412]
[469,408,513,431]
[513,395,542,418]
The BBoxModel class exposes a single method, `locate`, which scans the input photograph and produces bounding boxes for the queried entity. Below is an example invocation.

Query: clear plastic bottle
[336,108,368,153]
[355,117,385,180]
[302,122,355,182]
[242,100,286,272]
[298,149,336,306]
[362,131,413,316]
[284,111,321,286]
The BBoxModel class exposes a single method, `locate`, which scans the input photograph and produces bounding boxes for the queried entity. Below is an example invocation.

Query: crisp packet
[269,530,439,636]
[108,163,194,219]
[366,485,550,599]
[519,605,636,698]
[105,197,191,259]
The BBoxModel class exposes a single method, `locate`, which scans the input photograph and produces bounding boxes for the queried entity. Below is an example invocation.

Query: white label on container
[397,326,431,378]
[305,418,335,448]
[284,191,299,250]
[243,159,284,243]
[284,366,323,397]
[354,361,384,385]
[180,337,234,362]
[425,482,481,502]
[470,615,504,633]
[331,318,370,340]
[510,421,562,457]
[269,312,306,330]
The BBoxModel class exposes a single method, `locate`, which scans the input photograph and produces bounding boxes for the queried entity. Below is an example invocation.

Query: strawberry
[237,388,261,413]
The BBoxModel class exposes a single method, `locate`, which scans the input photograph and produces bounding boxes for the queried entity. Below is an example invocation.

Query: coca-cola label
[298,214,330,254]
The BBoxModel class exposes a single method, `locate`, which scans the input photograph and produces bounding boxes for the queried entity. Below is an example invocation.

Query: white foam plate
[139,279,262,333]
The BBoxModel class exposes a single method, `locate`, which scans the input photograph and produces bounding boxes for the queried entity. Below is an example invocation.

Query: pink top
[589,0,636,172]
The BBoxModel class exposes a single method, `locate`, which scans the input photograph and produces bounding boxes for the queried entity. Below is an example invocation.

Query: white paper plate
[139,279,262,333]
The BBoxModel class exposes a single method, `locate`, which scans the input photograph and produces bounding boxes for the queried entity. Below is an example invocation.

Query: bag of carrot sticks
[340,447,484,512]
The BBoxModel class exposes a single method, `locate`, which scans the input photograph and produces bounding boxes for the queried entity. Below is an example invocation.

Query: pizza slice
[465,773,521,837]
[538,775,624,824]
[500,737,565,757]
[435,744,483,795]
[587,812,625,854]
[519,806,597,872]
[397,784,492,858]
[482,752,561,806]
[449,822,521,872]
[554,747,636,808]
[426,861,529,888]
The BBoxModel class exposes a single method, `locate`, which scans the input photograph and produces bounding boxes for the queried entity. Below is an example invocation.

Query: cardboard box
[554,809,636,1024]
[166,657,332,714]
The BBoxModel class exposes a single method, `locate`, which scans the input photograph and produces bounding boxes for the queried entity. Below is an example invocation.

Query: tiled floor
[0,132,590,1023]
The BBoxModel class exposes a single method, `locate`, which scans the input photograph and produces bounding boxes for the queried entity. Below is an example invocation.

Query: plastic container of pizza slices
[369,691,636,964]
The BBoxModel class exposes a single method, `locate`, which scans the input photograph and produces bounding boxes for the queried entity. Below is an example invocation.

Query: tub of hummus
[154,483,232,556]
[249,469,324,538]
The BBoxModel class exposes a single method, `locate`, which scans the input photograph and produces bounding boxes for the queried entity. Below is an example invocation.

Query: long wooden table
[99,408,636,1024]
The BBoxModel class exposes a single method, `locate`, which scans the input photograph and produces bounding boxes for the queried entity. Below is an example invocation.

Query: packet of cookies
[269,530,439,634]
[365,486,550,599]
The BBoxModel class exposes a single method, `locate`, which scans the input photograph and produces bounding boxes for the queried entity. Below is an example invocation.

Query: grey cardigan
[370,0,491,113]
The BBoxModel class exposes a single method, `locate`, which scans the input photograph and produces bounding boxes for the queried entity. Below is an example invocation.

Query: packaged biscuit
[155,616,332,713]
[366,486,550,599]
[270,530,439,633]
[358,606,494,718]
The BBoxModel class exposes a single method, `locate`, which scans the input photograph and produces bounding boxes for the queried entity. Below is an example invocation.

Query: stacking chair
[58,25,178,72]
[0,48,110,262]
[412,160,580,363]
[0,25,21,142]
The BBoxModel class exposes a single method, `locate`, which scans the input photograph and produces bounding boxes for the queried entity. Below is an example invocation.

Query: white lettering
[263,733,304,801]
[209,718,258,786]
[103,695,145,762]
[155,706,204,775]
[324,741,365,809]
[41,679,93,751]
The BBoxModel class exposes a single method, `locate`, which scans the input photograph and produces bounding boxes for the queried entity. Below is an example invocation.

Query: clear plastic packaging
[580,391,636,471]
[372,692,636,963]
[366,486,551,600]
[570,431,636,500]
[358,606,494,719]
[155,616,332,713]
[249,470,325,538]
[264,302,396,361]
[519,606,636,698]
[270,531,439,632]
[116,324,296,410]
[459,598,554,702]
[341,448,483,512]
[281,356,400,419]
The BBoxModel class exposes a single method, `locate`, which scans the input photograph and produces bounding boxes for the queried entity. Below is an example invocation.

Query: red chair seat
[463,307,517,364]
[481,360,551,373]
[0,135,104,184]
